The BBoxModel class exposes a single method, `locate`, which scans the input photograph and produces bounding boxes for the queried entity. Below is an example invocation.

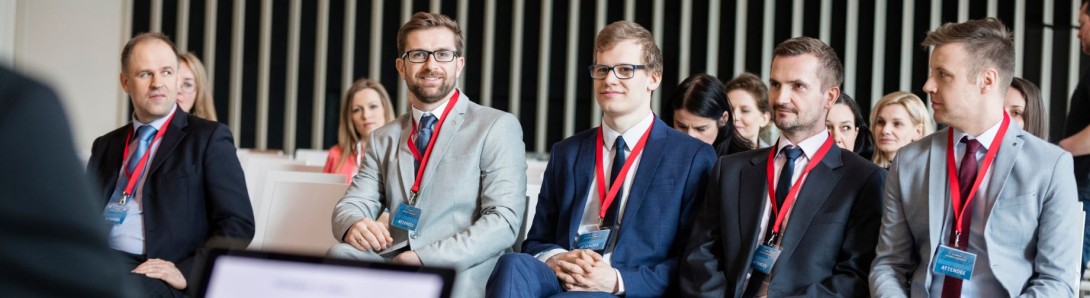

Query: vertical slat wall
[136,0,1083,153]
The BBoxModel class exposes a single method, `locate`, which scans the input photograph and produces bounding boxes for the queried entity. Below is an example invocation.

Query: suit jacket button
[410,231,418,239]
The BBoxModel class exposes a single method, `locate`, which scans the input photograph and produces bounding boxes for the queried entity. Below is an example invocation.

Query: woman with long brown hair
[323,79,395,182]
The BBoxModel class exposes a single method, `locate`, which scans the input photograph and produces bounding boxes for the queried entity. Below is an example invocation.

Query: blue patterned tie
[414,114,438,172]
[127,125,157,175]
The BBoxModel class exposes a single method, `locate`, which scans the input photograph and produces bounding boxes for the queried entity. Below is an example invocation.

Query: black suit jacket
[681,142,885,297]
[87,107,254,278]
[0,67,134,297]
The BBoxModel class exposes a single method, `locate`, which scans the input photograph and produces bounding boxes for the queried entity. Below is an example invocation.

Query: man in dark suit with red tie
[87,33,254,297]
[681,37,885,297]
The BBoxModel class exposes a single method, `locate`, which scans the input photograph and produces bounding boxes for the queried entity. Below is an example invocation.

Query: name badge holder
[749,135,834,274]
[930,112,1010,281]
[392,92,460,232]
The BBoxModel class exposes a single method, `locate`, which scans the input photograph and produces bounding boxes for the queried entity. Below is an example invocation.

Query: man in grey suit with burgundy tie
[870,18,1081,297]
[328,12,526,298]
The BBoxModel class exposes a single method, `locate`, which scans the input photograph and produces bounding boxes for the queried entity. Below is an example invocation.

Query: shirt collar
[775,129,830,160]
[603,112,655,151]
[131,104,177,133]
[411,89,460,125]
[952,117,1004,151]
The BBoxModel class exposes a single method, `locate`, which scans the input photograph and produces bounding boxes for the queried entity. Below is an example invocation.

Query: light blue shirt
[108,104,176,255]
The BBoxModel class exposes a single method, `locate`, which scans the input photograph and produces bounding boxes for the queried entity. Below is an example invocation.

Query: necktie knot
[782,146,803,161]
[961,137,982,154]
[614,136,627,152]
[136,125,157,142]
[419,113,438,130]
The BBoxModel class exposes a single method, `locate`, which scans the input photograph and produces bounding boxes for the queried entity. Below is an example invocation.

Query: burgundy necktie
[941,137,982,298]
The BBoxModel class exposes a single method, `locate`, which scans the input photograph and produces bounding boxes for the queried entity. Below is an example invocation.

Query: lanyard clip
[952,230,962,248]
[119,193,131,205]
[409,191,419,206]
[765,232,779,246]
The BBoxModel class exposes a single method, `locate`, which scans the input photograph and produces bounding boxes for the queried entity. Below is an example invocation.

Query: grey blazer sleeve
[1020,152,1080,297]
[331,132,387,241]
[414,114,527,270]
[869,156,913,298]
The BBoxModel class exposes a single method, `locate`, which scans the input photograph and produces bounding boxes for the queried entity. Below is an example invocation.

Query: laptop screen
[193,249,455,298]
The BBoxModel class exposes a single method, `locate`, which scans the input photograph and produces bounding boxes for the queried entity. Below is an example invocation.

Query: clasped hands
[546,249,619,293]
[345,217,421,265]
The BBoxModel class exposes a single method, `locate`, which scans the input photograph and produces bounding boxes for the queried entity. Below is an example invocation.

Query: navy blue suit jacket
[87,108,254,278]
[523,117,716,297]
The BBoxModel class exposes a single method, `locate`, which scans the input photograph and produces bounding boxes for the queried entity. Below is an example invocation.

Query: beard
[407,70,457,104]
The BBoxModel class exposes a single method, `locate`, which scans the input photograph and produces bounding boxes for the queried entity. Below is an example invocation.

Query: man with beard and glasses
[680,37,885,297]
[328,12,526,298]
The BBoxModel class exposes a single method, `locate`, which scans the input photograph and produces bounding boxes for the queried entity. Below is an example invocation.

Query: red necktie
[941,137,982,298]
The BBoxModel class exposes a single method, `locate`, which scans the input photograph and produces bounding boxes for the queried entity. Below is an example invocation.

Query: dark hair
[1010,77,1048,139]
[773,37,844,90]
[121,32,178,73]
[834,94,876,160]
[668,74,754,156]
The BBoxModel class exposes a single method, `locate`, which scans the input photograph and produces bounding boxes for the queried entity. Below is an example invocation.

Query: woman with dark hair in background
[826,93,876,160]
[669,73,754,156]
[1007,77,1048,139]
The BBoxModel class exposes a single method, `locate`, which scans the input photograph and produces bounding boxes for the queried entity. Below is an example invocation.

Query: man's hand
[132,258,187,290]
[567,258,618,293]
[344,217,393,252]
[546,250,599,285]
[392,251,422,266]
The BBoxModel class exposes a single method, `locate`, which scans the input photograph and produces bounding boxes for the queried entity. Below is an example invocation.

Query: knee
[326,243,360,258]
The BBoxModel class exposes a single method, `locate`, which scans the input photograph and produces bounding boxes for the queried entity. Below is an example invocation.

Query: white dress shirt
[535,112,655,295]
[929,119,1005,298]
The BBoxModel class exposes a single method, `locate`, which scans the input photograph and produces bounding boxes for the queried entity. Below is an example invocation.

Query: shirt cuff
[614,268,625,294]
[535,248,568,263]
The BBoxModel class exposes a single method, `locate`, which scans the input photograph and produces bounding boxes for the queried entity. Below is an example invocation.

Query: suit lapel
[147,109,188,177]
[736,149,771,289]
[417,93,468,195]
[983,125,1023,211]
[568,131,597,248]
[100,129,129,204]
[396,117,416,201]
[926,128,950,273]
[774,146,844,277]
[613,119,668,245]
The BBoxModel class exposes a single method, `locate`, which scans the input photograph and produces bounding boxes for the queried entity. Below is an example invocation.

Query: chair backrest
[243,157,322,208]
[294,148,330,167]
[526,159,548,185]
[250,171,348,249]
[252,181,349,255]
[513,183,542,252]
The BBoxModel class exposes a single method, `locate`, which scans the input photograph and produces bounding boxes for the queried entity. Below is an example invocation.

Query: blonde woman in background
[176,52,217,121]
[324,78,395,183]
[870,91,934,168]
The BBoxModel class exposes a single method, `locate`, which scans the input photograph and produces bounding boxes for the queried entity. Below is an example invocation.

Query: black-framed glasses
[401,50,460,63]
[588,64,646,79]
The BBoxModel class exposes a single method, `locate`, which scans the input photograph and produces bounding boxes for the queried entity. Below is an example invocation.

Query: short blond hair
[870,91,935,168]
[922,18,1015,88]
[594,21,663,74]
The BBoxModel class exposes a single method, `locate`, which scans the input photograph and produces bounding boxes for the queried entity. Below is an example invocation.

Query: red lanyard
[945,112,1010,239]
[593,119,653,221]
[763,133,834,238]
[119,112,175,203]
[406,90,460,201]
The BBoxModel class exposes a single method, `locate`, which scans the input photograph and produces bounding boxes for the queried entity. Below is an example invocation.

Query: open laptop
[191,248,456,298]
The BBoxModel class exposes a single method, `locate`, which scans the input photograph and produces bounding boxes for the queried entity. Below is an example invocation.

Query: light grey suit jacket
[870,125,1080,297]
[332,92,527,298]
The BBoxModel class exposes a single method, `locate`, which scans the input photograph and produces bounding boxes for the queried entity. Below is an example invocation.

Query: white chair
[526,159,549,185]
[237,149,287,168]
[514,183,542,252]
[294,148,330,167]
[243,157,321,208]
[250,171,348,249]
[253,181,349,255]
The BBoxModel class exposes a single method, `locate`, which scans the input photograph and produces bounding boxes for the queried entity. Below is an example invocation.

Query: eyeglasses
[401,50,460,63]
[588,64,646,80]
